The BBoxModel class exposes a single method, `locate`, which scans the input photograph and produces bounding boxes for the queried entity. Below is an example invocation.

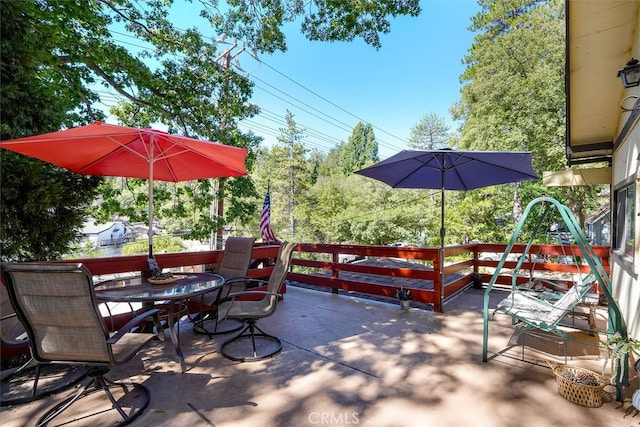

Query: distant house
[585,205,611,246]
[81,219,134,247]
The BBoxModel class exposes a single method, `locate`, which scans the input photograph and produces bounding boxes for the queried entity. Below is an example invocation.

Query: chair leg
[31,364,41,397]
[36,367,150,426]
[193,313,244,337]
[1,360,87,407]
[220,319,282,362]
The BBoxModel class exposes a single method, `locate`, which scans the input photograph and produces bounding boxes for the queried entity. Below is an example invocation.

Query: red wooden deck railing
[285,243,610,312]
[2,242,610,360]
[47,241,615,314]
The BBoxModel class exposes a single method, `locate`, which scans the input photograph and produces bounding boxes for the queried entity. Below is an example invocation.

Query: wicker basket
[551,364,608,408]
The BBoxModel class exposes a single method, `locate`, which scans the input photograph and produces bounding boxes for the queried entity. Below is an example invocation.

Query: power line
[252,74,356,133]
[257,58,410,147]
[250,80,404,154]
[107,27,408,155]
[250,107,347,145]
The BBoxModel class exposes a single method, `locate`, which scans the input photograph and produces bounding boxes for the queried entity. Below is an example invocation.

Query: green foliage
[255,111,310,239]
[295,173,425,245]
[316,122,379,178]
[0,0,608,260]
[0,1,103,261]
[0,154,101,261]
[317,145,343,177]
[64,240,104,260]
[446,0,603,238]
[606,332,640,385]
[205,0,421,52]
[339,122,379,175]
[90,175,260,242]
[122,234,186,255]
[295,177,351,243]
[1,0,268,259]
[408,112,450,150]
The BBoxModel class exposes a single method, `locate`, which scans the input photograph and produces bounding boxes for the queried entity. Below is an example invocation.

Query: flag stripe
[260,190,277,243]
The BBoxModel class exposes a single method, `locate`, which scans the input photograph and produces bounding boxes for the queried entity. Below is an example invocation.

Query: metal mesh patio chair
[1,262,163,426]
[218,242,296,362]
[193,237,255,336]
[1,281,88,407]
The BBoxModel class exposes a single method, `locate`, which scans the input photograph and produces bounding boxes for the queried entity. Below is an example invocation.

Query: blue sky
[232,0,481,159]
[102,1,480,160]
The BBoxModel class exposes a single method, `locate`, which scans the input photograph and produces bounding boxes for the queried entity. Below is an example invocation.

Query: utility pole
[289,136,295,238]
[210,39,252,249]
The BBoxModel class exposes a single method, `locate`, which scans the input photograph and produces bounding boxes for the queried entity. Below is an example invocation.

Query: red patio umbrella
[0,121,248,258]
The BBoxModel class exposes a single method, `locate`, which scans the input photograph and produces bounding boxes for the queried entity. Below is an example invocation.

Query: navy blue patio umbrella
[354,149,538,305]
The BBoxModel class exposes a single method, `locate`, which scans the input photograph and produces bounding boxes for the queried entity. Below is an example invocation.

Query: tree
[0,1,103,261]
[121,234,186,255]
[276,111,308,238]
[0,0,262,259]
[205,0,421,52]
[100,40,263,242]
[296,177,350,243]
[318,144,344,177]
[339,122,379,175]
[450,0,601,235]
[251,111,310,240]
[408,112,450,150]
[0,0,428,259]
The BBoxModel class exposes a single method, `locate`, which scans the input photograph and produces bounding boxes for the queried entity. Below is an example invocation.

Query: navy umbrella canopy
[355,149,538,302]
[354,149,538,190]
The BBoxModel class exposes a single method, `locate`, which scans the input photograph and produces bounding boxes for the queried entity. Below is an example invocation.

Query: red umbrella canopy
[0,121,248,181]
[0,122,248,258]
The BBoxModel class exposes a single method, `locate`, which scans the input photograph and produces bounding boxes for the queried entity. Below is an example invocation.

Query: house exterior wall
[82,221,133,247]
[96,223,126,246]
[611,18,640,339]
[587,217,610,246]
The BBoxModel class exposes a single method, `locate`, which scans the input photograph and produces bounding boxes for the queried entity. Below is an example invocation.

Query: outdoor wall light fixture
[620,95,639,112]
[617,58,640,88]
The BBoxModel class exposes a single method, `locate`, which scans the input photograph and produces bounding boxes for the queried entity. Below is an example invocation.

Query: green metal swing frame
[481,196,629,401]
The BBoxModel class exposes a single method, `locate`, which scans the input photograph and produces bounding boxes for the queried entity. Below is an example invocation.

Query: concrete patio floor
[2,285,639,427]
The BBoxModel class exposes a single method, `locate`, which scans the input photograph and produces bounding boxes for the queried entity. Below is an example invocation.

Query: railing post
[331,252,339,294]
[434,251,442,312]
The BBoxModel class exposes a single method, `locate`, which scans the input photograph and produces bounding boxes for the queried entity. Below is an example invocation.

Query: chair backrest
[263,242,296,307]
[1,262,113,364]
[219,237,255,278]
[0,282,28,347]
[218,237,255,297]
[545,273,596,324]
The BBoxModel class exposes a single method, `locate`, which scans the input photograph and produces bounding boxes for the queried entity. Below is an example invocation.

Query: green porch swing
[481,196,629,402]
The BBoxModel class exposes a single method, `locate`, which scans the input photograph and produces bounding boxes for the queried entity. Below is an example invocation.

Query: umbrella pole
[440,183,445,312]
[148,136,154,260]
[148,178,154,259]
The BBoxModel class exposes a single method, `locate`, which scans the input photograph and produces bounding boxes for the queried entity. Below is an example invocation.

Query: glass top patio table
[95,272,224,301]
[95,272,224,372]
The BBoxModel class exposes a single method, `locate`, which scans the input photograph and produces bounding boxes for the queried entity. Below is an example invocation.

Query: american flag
[260,187,277,243]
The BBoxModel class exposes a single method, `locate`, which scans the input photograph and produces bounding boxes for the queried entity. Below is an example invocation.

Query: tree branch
[83,61,175,119]
[96,0,154,37]
[56,66,99,121]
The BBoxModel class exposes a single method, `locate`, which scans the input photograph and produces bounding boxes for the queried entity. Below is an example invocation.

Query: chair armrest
[218,292,282,321]
[107,308,160,344]
[1,312,17,321]
[227,291,282,299]
[225,277,268,288]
